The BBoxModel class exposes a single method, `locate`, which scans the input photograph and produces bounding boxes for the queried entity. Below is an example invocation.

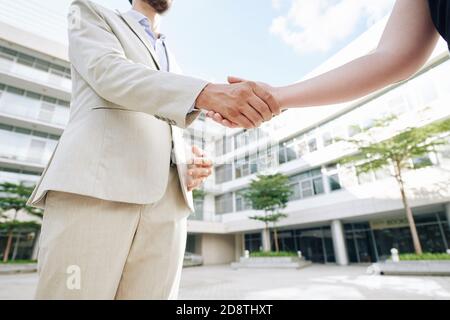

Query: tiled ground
[1,264,450,300]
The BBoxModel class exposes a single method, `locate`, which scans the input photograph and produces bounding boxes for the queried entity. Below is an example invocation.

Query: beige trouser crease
[34,168,190,300]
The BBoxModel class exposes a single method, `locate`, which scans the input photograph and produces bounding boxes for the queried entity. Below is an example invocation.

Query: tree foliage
[0,182,43,223]
[340,116,450,176]
[244,174,293,215]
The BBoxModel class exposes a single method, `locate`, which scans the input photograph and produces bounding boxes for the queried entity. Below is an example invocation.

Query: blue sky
[144,0,394,85]
[0,0,395,86]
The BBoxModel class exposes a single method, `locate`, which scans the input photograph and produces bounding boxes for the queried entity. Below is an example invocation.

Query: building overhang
[0,20,68,64]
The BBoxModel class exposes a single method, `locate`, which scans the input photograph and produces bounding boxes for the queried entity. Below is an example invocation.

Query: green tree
[244,174,293,252]
[340,116,450,255]
[0,182,42,263]
[192,189,206,200]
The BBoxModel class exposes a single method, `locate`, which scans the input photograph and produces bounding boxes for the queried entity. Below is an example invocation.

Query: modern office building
[187,18,450,266]
[0,18,70,260]
[0,12,449,265]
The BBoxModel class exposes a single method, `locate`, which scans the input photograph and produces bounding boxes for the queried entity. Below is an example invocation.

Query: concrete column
[234,233,245,261]
[446,203,450,230]
[261,229,271,252]
[321,166,331,194]
[331,220,349,266]
[31,229,40,261]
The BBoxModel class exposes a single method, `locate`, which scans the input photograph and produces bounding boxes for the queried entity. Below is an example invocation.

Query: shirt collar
[127,9,165,41]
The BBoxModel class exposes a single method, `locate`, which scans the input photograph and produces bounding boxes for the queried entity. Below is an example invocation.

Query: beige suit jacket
[27,0,208,211]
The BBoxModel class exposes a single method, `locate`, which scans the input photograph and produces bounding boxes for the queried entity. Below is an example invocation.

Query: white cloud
[270,0,395,55]
[272,0,283,10]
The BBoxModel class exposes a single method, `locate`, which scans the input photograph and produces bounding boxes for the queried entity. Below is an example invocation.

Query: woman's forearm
[275,0,439,110]
[275,51,410,109]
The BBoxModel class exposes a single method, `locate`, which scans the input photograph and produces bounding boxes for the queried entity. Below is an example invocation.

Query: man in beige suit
[27,0,281,300]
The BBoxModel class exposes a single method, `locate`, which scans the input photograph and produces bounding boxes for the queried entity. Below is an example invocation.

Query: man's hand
[195,77,281,129]
[205,76,282,129]
[187,146,213,192]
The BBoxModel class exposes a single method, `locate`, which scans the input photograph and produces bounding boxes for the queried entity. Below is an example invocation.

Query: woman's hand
[186,146,213,191]
[206,76,281,129]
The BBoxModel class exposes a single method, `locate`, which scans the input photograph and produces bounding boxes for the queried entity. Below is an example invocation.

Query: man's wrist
[195,83,214,111]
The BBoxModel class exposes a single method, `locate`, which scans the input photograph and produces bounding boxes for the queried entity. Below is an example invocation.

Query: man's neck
[133,2,161,35]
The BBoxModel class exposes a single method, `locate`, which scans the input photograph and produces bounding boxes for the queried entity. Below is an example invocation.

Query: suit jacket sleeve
[68,0,208,128]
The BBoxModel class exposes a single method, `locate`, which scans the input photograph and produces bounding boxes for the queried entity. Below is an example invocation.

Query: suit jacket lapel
[166,47,182,74]
[117,10,161,70]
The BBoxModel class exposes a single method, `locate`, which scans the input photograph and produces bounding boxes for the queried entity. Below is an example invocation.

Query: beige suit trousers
[34,168,190,300]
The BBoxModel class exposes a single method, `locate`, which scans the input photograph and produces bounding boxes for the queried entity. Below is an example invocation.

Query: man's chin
[144,0,172,14]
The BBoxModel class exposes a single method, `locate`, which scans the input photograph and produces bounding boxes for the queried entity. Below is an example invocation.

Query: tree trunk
[273,227,280,253]
[262,224,271,252]
[394,164,423,255]
[3,230,13,263]
[3,210,19,263]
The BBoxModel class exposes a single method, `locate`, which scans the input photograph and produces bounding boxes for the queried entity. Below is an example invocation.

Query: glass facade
[275,227,336,263]
[244,227,336,263]
[242,211,450,264]
[244,233,262,253]
[345,212,450,263]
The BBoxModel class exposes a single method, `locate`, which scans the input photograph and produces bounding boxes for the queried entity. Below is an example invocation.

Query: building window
[234,131,249,149]
[215,136,232,156]
[215,164,233,184]
[296,140,308,157]
[245,233,262,252]
[329,174,342,191]
[325,164,342,191]
[235,189,252,212]
[289,169,324,201]
[256,147,275,172]
[322,132,333,147]
[215,193,234,214]
[308,138,318,153]
[312,177,324,194]
[193,197,204,213]
[278,142,297,164]
[235,155,250,179]
[192,198,204,220]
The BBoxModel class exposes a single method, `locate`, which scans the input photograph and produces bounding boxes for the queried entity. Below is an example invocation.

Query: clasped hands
[187,77,279,191]
[195,76,281,129]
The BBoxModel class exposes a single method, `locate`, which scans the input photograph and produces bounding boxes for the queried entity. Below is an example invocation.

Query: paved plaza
[1,264,450,300]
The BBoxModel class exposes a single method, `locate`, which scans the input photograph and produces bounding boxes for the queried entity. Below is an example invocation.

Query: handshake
[195,76,282,129]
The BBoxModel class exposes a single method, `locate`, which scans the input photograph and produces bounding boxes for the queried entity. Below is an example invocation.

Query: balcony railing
[0,52,71,92]
[0,92,69,127]
[0,130,57,166]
